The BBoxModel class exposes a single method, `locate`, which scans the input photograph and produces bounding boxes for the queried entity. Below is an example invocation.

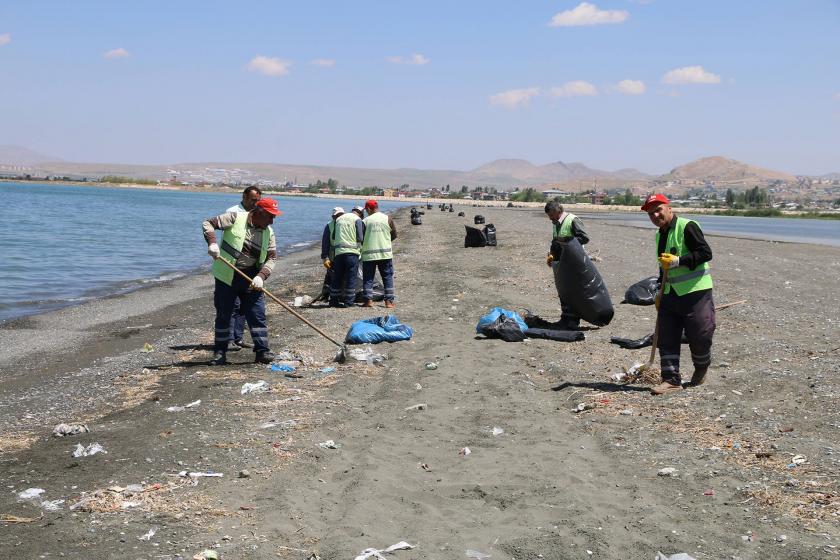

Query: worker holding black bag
[544,200,589,329]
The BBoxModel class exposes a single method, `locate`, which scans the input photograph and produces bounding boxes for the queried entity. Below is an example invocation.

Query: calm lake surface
[0,182,410,322]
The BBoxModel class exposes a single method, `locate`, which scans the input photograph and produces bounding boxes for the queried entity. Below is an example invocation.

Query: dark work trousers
[363,259,395,302]
[229,297,246,343]
[551,261,580,326]
[657,288,716,385]
[213,270,270,354]
[330,253,359,306]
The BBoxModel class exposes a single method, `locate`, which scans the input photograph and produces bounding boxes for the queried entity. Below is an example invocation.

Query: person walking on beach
[544,200,589,329]
[329,204,364,307]
[361,199,397,308]
[226,186,262,349]
[318,207,344,302]
[641,193,715,395]
[202,197,281,365]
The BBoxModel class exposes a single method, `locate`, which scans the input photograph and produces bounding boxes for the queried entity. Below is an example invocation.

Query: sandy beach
[1,205,838,559]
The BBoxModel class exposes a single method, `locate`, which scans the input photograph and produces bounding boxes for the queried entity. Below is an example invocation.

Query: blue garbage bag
[345,315,414,344]
[476,307,528,334]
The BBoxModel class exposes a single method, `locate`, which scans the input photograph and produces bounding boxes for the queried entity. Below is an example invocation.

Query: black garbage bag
[555,238,614,326]
[411,215,422,225]
[622,276,660,305]
[525,328,585,342]
[610,332,689,349]
[483,224,497,246]
[464,225,487,248]
[449,206,454,212]
[457,211,465,217]
[479,316,526,342]
[474,215,485,225]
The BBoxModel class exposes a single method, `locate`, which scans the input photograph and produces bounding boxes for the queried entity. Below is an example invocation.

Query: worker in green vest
[202,197,281,365]
[316,207,344,302]
[361,199,398,308]
[544,200,589,329]
[329,205,364,307]
[642,193,715,395]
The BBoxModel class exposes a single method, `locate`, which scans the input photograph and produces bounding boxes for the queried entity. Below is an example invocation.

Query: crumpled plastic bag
[622,276,660,305]
[476,307,528,340]
[345,315,414,344]
[354,541,415,560]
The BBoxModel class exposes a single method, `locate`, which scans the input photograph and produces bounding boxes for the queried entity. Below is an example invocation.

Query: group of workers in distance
[201,185,712,398]
[546,193,715,396]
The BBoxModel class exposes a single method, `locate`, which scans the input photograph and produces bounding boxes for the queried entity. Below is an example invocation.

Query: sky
[1,1,839,175]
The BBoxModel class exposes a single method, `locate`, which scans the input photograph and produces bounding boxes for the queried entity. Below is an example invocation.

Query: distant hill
[819,172,840,181]
[467,158,650,188]
[659,156,795,184]
[0,145,63,165]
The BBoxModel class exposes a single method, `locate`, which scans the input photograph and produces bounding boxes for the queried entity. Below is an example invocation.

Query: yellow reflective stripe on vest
[361,212,392,262]
[333,213,360,256]
[656,216,713,296]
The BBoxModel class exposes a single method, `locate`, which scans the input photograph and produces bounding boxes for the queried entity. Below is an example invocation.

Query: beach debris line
[241,381,269,394]
[166,399,201,412]
[354,541,415,560]
[52,423,90,437]
[72,443,107,457]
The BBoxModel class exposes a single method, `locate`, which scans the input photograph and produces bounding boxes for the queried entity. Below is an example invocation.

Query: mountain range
[0,145,833,190]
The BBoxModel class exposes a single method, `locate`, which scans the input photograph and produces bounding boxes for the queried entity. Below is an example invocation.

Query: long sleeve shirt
[657,217,712,283]
[202,211,277,279]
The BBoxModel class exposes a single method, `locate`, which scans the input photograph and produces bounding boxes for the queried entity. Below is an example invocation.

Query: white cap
[352,206,365,213]
[332,206,345,216]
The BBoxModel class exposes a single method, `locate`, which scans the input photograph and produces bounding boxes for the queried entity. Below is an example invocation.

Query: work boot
[362,300,374,308]
[255,351,275,365]
[384,300,396,309]
[651,381,682,395]
[689,367,708,387]
[232,339,253,349]
[209,351,227,366]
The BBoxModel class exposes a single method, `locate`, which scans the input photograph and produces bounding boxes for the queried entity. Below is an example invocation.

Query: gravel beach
[1,205,838,559]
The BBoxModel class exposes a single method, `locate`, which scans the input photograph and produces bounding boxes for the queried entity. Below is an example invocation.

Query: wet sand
[0,205,838,559]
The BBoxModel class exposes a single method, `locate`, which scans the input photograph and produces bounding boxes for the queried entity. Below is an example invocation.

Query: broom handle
[647,267,668,366]
[216,258,345,349]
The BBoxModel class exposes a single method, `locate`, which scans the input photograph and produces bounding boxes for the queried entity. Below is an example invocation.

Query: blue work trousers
[363,259,395,302]
[330,253,359,306]
[230,297,246,342]
[213,271,270,353]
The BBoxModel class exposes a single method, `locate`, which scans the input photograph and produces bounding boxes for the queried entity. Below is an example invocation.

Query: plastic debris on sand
[270,364,296,373]
[354,541,415,560]
[655,554,697,560]
[138,527,157,541]
[492,426,504,436]
[52,423,90,437]
[166,400,201,412]
[319,440,340,449]
[347,346,387,365]
[72,443,107,457]
[657,467,678,477]
[241,381,269,394]
[140,343,154,353]
[425,362,439,370]
[466,550,492,559]
[40,499,65,512]
[17,488,45,501]
[459,447,471,456]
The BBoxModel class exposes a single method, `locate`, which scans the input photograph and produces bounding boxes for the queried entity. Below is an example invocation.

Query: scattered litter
[52,423,90,437]
[347,346,387,365]
[238,470,250,479]
[657,467,677,477]
[319,366,335,373]
[140,343,154,353]
[492,426,504,436]
[419,463,432,472]
[732,390,743,396]
[270,363,296,373]
[354,541,415,560]
[293,295,313,307]
[776,535,787,542]
[275,351,297,361]
[40,499,65,511]
[610,371,628,382]
[167,400,201,412]
[655,554,696,560]
[703,489,715,496]
[459,447,471,456]
[466,550,491,560]
[319,440,340,449]
[787,454,807,468]
[404,403,427,411]
[572,402,597,413]
[72,443,107,457]
[741,533,754,543]
[178,470,223,479]
[17,488,45,501]
[138,527,157,541]
[415,383,422,390]
[620,409,635,416]
[194,551,219,560]
[425,362,439,370]
[241,381,269,394]
[0,514,42,523]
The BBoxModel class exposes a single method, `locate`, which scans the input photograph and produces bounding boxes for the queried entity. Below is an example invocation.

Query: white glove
[207,243,220,259]
[250,276,264,290]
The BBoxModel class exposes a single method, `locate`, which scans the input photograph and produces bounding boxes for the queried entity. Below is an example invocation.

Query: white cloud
[104,47,129,59]
[0,33,10,46]
[386,53,430,65]
[247,55,291,76]
[311,58,335,67]
[615,79,646,95]
[549,2,629,27]
[489,87,541,108]
[662,65,721,84]
[549,81,598,97]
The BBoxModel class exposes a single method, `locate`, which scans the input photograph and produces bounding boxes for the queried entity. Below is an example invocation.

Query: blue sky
[1,1,838,174]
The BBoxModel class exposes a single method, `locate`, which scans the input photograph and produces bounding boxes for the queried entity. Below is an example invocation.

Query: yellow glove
[546,254,554,267]
[658,253,680,270]
[323,258,332,269]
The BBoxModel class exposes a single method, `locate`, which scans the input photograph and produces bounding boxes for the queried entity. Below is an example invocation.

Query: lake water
[580,212,840,247]
[0,182,410,322]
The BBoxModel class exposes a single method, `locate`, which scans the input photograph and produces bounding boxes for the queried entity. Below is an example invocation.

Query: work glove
[658,253,680,270]
[323,258,332,269]
[546,254,554,267]
[250,276,264,291]
[207,243,220,259]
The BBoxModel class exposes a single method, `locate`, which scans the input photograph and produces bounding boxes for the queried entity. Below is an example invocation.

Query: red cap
[364,199,378,210]
[641,193,670,212]
[255,197,282,216]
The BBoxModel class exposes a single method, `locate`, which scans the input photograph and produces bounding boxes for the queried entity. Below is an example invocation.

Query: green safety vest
[361,212,393,262]
[333,213,361,256]
[212,213,270,286]
[552,213,577,240]
[327,220,336,259]
[656,216,713,296]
